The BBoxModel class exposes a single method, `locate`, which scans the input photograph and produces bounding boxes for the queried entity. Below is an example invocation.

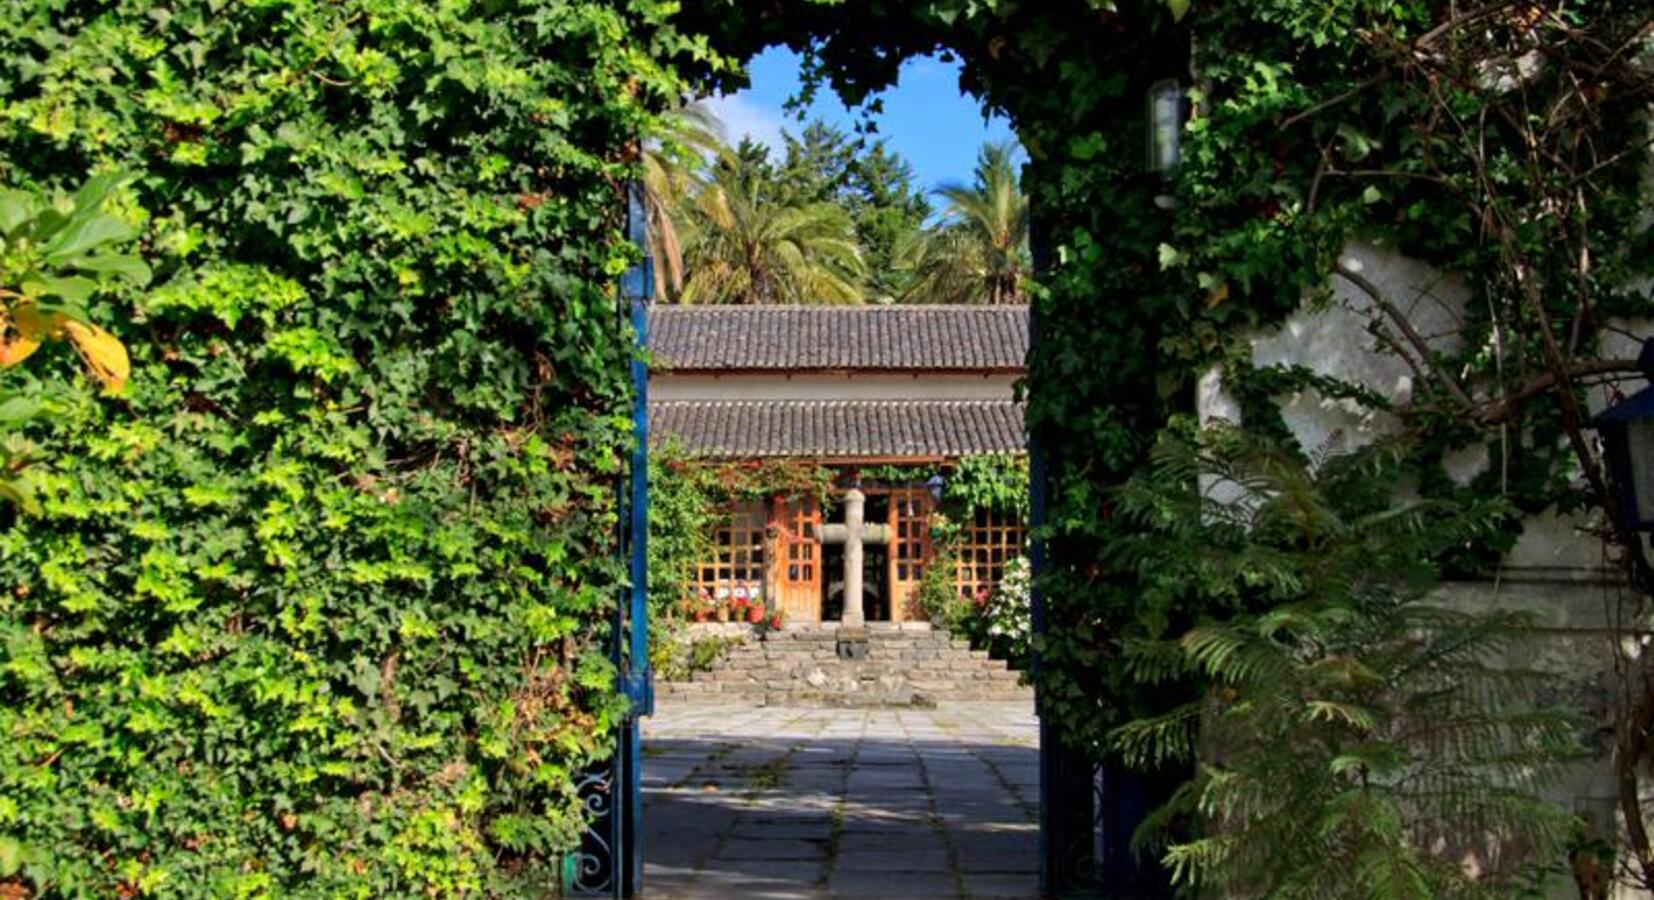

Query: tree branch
[1333,261,1475,410]
[1280,74,1388,130]
[1472,359,1643,424]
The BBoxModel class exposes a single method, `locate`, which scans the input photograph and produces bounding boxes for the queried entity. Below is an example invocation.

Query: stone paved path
[642,701,1039,899]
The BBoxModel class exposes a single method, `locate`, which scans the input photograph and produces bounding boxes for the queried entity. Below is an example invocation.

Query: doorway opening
[637,41,1040,900]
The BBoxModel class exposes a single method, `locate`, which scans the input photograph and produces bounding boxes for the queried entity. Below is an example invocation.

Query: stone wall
[656,623,1032,707]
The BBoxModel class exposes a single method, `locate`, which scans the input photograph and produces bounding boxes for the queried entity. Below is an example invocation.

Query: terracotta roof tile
[646,305,1029,372]
[650,400,1027,459]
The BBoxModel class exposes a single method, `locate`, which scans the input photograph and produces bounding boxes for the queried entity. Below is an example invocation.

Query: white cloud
[701,93,788,155]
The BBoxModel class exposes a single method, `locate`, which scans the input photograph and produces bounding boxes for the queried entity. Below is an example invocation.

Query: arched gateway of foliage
[8,1,1647,897]
[655,3,1654,897]
[661,4,1198,896]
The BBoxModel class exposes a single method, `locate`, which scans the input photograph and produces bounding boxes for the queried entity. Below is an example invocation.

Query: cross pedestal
[819,488,890,638]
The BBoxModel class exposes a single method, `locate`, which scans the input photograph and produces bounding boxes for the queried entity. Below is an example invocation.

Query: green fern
[1109,424,1582,899]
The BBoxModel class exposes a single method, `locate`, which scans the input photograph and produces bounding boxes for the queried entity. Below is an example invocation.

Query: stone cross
[818,488,890,629]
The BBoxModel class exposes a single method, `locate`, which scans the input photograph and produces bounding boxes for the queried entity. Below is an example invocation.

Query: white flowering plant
[981,555,1032,666]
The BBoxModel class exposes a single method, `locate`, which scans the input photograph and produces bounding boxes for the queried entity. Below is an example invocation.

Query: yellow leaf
[62,320,130,392]
[0,334,40,367]
[11,303,65,341]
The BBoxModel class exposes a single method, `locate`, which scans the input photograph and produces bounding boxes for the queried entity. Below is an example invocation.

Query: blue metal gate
[565,183,653,898]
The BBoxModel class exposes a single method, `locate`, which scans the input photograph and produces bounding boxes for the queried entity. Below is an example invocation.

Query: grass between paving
[816,708,866,890]
[902,712,974,900]
[931,712,1038,825]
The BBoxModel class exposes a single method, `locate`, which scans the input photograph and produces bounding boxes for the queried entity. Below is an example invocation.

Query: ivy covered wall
[0,1,711,894]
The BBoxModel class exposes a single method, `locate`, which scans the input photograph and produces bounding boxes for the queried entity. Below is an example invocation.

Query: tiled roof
[651,400,1027,459]
[647,305,1028,372]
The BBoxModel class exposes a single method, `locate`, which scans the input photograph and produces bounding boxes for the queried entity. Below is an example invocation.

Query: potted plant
[745,603,766,625]
[689,588,713,623]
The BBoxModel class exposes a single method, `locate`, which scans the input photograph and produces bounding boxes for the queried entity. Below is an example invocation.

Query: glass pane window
[955,508,1027,601]
[889,491,931,586]
[694,499,768,601]
[780,498,819,586]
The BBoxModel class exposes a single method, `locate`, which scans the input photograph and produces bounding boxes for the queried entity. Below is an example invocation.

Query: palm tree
[897,141,1030,305]
[642,104,727,301]
[678,159,866,305]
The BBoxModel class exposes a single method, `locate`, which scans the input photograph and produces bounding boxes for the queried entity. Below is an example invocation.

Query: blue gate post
[567,182,653,898]
[618,181,654,897]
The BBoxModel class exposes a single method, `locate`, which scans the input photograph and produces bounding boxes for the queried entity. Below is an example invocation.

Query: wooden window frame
[955,508,1026,602]
[693,498,768,604]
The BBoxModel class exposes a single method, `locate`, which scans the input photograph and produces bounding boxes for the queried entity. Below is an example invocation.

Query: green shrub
[0,1,704,895]
[687,635,737,672]
[1109,425,1581,898]
[648,627,739,683]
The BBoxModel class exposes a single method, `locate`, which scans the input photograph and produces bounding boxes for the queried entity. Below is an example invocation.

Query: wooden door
[888,490,933,623]
[774,497,822,624]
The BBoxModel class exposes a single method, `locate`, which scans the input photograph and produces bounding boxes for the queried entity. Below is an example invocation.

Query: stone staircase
[656,623,1032,707]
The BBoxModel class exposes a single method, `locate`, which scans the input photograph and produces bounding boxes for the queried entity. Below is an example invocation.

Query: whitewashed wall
[1197,240,1645,575]
[1199,240,1650,898]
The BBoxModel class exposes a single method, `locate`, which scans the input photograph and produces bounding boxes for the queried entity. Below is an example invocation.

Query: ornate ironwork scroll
[566,763,620,896]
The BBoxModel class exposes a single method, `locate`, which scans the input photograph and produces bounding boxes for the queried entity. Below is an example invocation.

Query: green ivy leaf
[42,214,136,265]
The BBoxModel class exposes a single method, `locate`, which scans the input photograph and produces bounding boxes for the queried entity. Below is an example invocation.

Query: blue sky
[704,47,1018,194]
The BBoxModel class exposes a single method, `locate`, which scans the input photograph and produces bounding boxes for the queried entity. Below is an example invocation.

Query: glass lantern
[1590,339,1654,533]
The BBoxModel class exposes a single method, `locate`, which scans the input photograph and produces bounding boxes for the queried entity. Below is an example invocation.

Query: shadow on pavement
[642,705,1039,900]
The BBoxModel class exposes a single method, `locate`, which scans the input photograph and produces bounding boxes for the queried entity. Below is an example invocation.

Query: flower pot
[692,609,709,623]
[746,606,765,625]
[715,606,729,623]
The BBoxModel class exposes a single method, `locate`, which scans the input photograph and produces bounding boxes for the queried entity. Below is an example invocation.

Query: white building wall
[1201,240,1649,897]
[1203,241,1638,577]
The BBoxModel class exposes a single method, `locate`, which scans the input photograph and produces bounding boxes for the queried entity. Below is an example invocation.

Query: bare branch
[1333,261,1475,409]
[1473,359,1644,424]
[1280,74,1387,130]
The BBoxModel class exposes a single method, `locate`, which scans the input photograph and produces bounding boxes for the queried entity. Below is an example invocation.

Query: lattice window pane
[955,508,1027,600]
[694,499,769,601]
[887,490,931,588]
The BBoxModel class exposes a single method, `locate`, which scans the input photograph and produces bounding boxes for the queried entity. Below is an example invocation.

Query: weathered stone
[659,624,1032,707]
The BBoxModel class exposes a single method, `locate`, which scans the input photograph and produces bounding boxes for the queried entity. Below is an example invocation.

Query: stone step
[660,624,1032,707]
[692,668,760,684]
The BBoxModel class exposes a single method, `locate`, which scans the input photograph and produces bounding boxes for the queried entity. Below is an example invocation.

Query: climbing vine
[646,441,831,617]
[944,453,1029,519]
[0,1,716,895]
[0,0,1647,893]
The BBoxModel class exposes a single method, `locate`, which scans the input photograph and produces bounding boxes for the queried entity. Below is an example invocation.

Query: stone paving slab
[642,700,1038,899]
